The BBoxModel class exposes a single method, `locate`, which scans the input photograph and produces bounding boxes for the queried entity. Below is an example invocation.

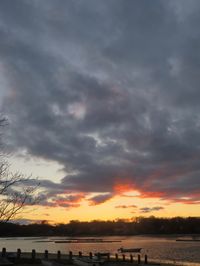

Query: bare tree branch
[0,117,39,223]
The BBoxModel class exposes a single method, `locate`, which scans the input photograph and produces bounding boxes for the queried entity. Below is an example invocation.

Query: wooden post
[32,249,36,260]
[138,254,141,264]
[2,248,6,258]
[115,253,118,261]
[122,254,126,261]
[17,249,21,259]
[69,251,73,260]
[57,251,61,260]
[145,254,148,264]
[130,254,133,263]
[79,251,82,258]
[107,253,110,261]
[89,252,93,259]
[44,250,48,259]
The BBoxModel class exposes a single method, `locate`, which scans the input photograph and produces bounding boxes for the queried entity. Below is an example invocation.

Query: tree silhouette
[0,117,38,222]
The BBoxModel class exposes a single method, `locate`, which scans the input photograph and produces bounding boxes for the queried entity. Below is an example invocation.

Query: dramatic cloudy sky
[0,0,200,223]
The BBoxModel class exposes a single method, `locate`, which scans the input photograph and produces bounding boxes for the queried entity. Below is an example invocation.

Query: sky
[0,0,200,224]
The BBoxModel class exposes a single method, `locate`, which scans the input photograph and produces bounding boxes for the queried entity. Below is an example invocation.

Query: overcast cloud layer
[1,0,200,208]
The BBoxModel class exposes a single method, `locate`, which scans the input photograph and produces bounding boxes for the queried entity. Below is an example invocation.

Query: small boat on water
[73,257,104,266]
[118,247,142,253]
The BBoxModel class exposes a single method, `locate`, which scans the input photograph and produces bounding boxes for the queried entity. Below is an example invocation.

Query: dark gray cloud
[88,193,113,205]
[140,207,164,213]
[35,191,84,208]
[1,0,200,206]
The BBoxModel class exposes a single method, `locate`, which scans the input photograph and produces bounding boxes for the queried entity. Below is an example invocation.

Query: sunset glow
[0,0,200,225]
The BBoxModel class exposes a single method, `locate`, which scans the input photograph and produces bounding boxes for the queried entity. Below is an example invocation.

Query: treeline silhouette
[0,217,200,236]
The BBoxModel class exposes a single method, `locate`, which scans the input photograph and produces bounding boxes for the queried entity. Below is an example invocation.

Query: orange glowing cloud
[139,191,165,199]
[37,193,86,209]
[114,182,134,194]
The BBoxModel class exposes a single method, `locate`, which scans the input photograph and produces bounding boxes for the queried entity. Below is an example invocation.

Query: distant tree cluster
[0,217,200,236]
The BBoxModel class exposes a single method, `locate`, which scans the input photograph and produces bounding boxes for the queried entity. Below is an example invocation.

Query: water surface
[0,235,200,265]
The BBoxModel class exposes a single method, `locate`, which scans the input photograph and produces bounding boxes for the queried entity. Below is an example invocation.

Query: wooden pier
[0,248,152,265]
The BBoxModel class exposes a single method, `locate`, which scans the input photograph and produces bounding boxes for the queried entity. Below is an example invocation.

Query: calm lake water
[0,236,200,265]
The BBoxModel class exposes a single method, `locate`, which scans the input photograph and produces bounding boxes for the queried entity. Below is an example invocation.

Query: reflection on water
[0,236,200,265]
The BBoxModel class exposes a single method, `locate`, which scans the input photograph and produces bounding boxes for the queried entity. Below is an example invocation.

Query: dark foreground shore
[0,252,194,266]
